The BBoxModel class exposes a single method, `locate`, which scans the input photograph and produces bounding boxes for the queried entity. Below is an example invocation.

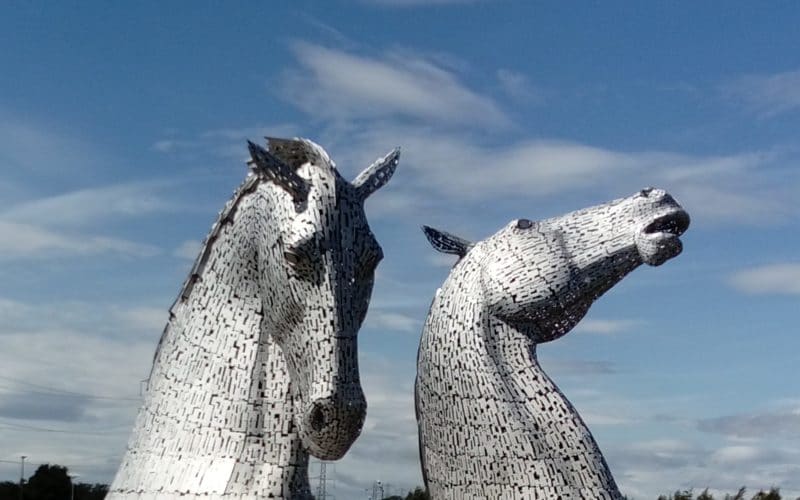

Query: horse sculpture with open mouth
[108,138,399,499]
[416,188,689,499]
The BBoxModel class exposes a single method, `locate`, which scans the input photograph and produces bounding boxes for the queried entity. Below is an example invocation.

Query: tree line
[655,488,795,500]
[0,467,794,500]
[0,465,106,500]
[380,487,797,500]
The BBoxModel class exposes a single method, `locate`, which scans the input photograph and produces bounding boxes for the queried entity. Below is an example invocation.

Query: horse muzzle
[296,387,367,460]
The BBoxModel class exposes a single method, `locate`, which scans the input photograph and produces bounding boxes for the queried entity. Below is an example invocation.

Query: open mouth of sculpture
[642,210,690,238]
[636,209,691,266]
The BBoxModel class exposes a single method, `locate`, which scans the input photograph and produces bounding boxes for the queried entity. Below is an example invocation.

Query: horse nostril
[310,404,326,432]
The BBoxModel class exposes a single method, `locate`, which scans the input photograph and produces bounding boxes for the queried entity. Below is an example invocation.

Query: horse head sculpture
[416,188,689,499]
[249,138,395,459]
[109,138,399,499]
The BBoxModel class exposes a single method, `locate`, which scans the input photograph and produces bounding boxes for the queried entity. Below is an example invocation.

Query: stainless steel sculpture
[416,188,690,499]
[108,138,399,499]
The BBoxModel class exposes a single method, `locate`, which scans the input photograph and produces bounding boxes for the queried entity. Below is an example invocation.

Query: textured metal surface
[108,138,399,499]
[416,188,689,499]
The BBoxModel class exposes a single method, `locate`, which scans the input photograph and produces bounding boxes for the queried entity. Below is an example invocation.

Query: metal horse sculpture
[416,188,689,499]
[109,138,399,499]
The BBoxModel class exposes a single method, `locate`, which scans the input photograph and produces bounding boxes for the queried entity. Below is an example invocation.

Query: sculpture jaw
[635,208,690,266]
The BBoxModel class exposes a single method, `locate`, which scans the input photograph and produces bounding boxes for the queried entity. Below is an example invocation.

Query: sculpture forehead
[286,167,377,247]
[491,194,651,242]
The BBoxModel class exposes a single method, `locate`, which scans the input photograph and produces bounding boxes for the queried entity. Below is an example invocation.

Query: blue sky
[1,1,799,498]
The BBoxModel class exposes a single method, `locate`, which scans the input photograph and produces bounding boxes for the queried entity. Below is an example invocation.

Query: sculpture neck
[417,286,622,498]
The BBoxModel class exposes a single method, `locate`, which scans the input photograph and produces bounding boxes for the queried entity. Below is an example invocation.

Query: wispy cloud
[496,68,543,104]
[728,263,800,295]
[610,438,800,498]
[172,239,202,260]
[723,69,800,117]
[0,298,163,481]
[573,318,642,335]
[365,310,421,334]
[151,124,299,161]
[1,183,178,229]
[282,42,510,128]
[327,123,797,226]
[697,407,800,439]
[0,221,159,260]
[545,359,618,376]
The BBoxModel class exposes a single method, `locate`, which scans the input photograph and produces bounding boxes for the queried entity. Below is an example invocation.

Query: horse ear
[422,225,473,258]
[352,147,400,200]
[247,140,310,204]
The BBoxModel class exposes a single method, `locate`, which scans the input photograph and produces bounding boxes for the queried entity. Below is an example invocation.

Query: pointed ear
[352,147,400,200]
[247,140,310,204]
[422,225,473,258]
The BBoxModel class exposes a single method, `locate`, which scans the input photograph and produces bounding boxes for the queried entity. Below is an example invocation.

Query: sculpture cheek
[480,263,532,319]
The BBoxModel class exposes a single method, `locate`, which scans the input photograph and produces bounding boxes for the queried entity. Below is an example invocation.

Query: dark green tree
[73,482,109,500]
[725,487,747,500]
[751,489,781,500]
[697,489,715,500]
[0,481,20,500]
[24,465,70,500]
[404,486,430,500]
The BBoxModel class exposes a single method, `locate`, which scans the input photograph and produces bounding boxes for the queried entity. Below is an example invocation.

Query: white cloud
[697,407,800,439]
[172,239,202,260]
[425,252,458,268]
[151,139,185,153]
[728,263,800,295]
[0,221,159,260]
[112,306,169,333]
[365,310,421,334]
[1,182,177,229]
[723,69,800,117]
[151,124,299,161]
[580,412,633,426]
[710,445,770,465]
[324,122,798,227]
[0,299,164,483]
[573,318,642,335]
[611,438,800,498]
[496,68,542,103]
[282,43,510,128]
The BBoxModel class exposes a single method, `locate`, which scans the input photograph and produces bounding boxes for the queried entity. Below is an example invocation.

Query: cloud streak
[723,69,800,117]
[728,263,800,295]
[1,182,178,229]
[0,221,159,260]
[282,43,510,128]
[327,123,797,226]
[573,318,642,335]
[697,407,800,439]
